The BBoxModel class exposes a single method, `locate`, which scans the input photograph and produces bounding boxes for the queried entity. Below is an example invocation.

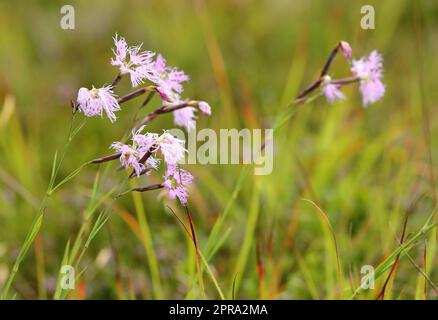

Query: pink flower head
[131,127,160,170]
[110,127,163,177]
[339,41,352,60]
[173,106,197,131]
[111,34,155,87]
[351,50,385,107]
[198,101,212,116]
[155,132,186,165]
[132,126,158,151]
[125,128,186,170]
[110,142,145,177]
[77,86,120,122]
[322,83,345,103]
[149,54,189,102]
[321,76,345,103]
[163,164,193,204]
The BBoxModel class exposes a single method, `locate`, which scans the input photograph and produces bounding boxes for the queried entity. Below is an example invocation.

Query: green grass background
[0,0,437,299]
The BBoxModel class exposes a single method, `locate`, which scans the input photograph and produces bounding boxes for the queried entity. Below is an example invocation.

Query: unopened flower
[149,54,189,102]
[155,87,171,102]
[198,101,212,115]
[162,164,193,204]
[351,50,385,107]
[111,34,155,87]
[339,41,352,60]
[77,86,120,122]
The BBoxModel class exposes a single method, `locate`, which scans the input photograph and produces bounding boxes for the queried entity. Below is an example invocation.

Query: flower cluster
[76,34,210,205]
[296,41,385,107]
[111,127,191,204]
[76,34,211,132]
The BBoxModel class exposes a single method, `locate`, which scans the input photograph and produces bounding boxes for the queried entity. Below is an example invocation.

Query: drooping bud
[339,41,352,60]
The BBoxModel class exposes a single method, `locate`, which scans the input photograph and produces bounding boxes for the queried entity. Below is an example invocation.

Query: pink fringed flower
[173,107,197,132]
[130,128,186,166]
[149,54,189,102]
[110,142,145,177]
[131,127,160,170]
[162,164,193,204]
[111,127,162,176]
[111,34,155,87]
[351,50,385,107]
[322,84,345,103]
[155,132,186,165]
[321,75,345,103]
[132,126,158,153]
[77,86,120,122]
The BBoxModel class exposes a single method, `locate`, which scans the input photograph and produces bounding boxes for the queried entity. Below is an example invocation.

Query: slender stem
[128,149,155,178]
[117,86,156,105]
[88,152,121,164]
[116,183,164,198]
[294,80,322,103]
[118,88,148,104]
[157,101,197,114]
[296,92,324,105]
[184,206,206,299]
[111,73,123,87]
[138,101,197,128]
[296,41,346,102]
[0,205,46,299]
[140,91,156,109]
[199,252,226,300]
[70,100,77,114]
[168,206,225,300]
[1,115,86,299]
[131,183,164,192]
[138,150,153,164]
[129,179,164,299]
[331,76,360,86]
[139,113,157,127]
[133,91,157,122]
[320,42,342,77]
[129,167,152,179]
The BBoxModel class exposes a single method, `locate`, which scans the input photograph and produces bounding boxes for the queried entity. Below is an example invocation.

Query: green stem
[199,251,225,300]
[1,116,86,299]
[1,200,46,299]
[129,179,164,299]
[349,211,438,299]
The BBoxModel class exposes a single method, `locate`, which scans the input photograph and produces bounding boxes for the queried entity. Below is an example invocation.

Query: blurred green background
[0,0,437,299]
